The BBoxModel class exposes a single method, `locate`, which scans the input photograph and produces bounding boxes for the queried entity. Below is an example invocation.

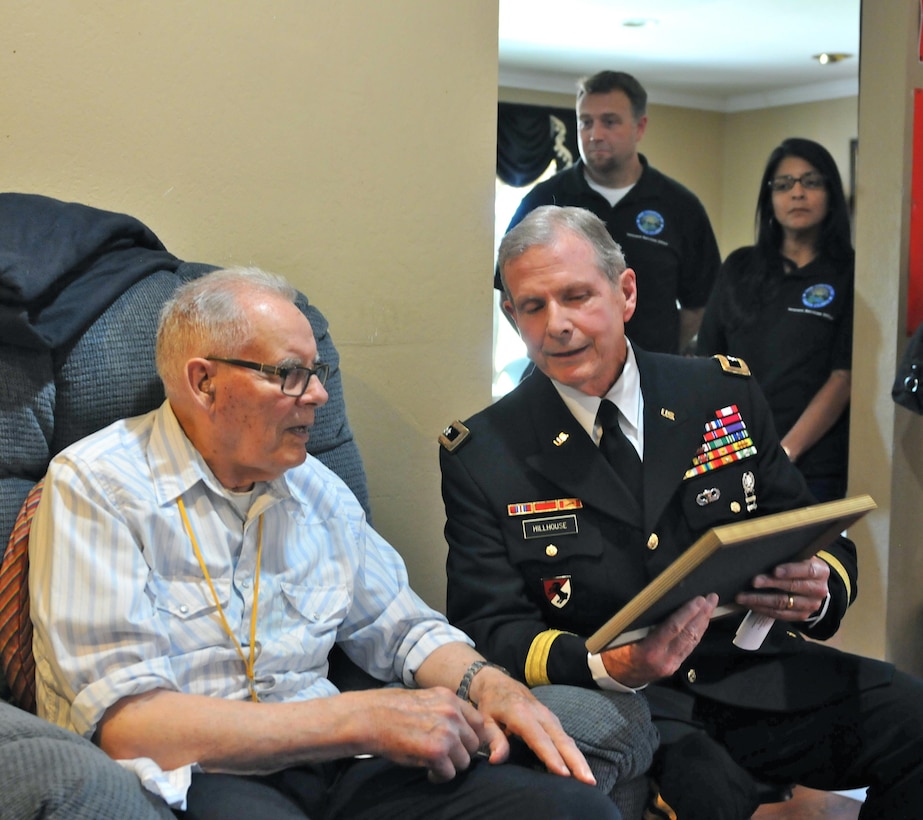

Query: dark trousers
[173,752,620,820]
[652,669,923,819]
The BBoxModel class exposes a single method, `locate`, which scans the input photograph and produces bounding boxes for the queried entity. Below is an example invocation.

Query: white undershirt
[584,171,636,208]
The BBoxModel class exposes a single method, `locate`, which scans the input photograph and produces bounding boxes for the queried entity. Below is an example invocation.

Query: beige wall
[3,1,499,610]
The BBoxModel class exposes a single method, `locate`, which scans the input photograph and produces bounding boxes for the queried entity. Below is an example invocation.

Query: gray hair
[155,266,298,394]
[497,206,627,297]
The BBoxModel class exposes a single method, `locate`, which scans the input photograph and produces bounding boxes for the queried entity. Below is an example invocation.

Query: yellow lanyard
[177,497,264,702]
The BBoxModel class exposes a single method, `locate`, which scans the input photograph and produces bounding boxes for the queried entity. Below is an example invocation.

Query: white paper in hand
[733,609,775,650]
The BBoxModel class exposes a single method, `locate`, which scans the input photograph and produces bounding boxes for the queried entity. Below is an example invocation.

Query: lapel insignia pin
[660,408,676,421]
[552,431,569,446]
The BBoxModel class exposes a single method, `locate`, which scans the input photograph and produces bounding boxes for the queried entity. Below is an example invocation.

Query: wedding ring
[787,595,795,610]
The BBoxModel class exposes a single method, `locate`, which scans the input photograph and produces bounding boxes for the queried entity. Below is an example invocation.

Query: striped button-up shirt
[30,400,468,762]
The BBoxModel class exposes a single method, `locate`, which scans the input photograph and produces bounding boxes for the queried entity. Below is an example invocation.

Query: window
[491,161,556,399]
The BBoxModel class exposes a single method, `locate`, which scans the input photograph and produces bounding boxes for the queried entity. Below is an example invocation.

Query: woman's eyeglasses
[768,172,825,193]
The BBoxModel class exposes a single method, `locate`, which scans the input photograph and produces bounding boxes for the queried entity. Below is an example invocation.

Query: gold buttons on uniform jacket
[545,544,558,557]
[686,668,697,684]
[646,533,659,551]
[730,501,741,514]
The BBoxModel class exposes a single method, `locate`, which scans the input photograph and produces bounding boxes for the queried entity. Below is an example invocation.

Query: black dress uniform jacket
[441,349,892,716]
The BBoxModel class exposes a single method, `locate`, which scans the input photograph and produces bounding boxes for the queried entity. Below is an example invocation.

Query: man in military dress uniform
[441,205,923,818]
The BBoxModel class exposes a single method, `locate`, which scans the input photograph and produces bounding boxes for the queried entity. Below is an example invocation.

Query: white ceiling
[499,0,861,112]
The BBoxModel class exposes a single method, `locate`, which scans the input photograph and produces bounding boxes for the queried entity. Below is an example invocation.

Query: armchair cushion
[50,267,201,452]
[0,700,173,819]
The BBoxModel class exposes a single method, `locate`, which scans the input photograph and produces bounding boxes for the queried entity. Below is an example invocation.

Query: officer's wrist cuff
[587,651,646,693]
[804,593,831,625]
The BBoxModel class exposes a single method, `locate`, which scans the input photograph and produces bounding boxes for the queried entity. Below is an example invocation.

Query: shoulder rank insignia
[439,419,471,453]
[712,354,751,377]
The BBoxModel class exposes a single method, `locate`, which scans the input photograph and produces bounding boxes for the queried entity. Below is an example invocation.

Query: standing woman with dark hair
[697,138,854,501]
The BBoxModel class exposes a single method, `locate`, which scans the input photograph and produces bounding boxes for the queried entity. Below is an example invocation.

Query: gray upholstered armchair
[0,194,370,817]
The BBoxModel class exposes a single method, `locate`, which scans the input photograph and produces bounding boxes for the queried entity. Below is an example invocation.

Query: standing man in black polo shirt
[497,71,720,355]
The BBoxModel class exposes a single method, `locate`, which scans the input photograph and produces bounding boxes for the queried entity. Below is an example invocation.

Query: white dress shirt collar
[549,341,644,455]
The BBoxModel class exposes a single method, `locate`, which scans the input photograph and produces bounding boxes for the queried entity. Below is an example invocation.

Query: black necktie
[597,399,643,506]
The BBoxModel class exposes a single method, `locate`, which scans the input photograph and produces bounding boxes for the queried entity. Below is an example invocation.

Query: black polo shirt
[696,247,853,482]
[496,156,720,354]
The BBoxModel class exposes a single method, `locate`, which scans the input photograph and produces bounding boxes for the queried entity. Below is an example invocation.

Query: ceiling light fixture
[813,52,852,65]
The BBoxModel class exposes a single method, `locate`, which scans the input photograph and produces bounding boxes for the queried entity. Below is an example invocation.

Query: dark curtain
[496,102,579,188]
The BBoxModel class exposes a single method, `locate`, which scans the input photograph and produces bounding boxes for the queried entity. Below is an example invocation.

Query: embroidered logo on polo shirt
[802,283,835,309]
[636,209,665,236]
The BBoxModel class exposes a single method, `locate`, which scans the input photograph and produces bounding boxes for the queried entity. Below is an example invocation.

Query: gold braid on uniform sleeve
[817,549,854,604]
[525,629,573,687]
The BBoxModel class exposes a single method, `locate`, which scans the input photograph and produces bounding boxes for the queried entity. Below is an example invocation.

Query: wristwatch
[456,660,509,706]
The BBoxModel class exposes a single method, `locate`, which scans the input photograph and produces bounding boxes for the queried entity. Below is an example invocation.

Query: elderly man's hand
[362,687,493,782]
[736,556,830,621]
[600,593,719,688]
[466,667,597,786]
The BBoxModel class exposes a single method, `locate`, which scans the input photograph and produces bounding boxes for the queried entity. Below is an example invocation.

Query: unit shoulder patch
[712,354,751,377]
[439,419,471,452]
